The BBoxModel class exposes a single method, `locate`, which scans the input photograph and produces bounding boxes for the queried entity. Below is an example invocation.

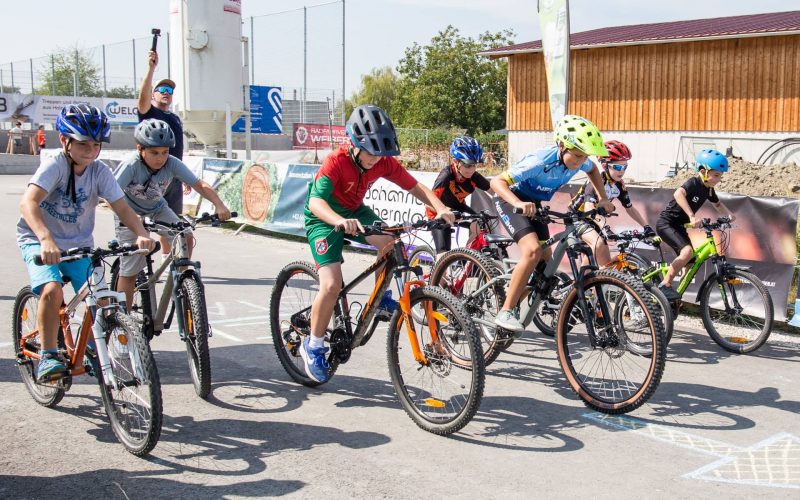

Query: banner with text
[537,0,570,126]
[293,123,348,150]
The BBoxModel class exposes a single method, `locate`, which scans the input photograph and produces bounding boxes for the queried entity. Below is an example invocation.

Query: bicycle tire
[11,286,65,407]
[110,258,154,340]
[270,261,340,387]
[556,269,665,414]
[428,248,508,366]
[180,275,211,398]
[386,285,484,435]
[700,269,774,354]
[405,244,435,282]
[610,282,674,356]
[532,272,573,338]
[97,311,163,456]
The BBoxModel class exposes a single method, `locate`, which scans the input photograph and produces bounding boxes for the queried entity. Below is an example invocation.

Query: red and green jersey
[305,146,418,221]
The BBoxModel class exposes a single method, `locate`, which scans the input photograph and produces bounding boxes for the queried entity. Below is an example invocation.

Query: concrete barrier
[0,153,40,175]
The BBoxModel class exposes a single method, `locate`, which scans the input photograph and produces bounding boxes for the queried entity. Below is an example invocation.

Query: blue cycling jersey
[505,145,594,202]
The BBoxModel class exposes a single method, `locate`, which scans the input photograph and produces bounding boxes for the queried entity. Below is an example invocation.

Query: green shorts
[305,205,382,267]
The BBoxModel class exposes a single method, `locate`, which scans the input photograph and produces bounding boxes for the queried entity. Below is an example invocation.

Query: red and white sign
[293,123,349,150]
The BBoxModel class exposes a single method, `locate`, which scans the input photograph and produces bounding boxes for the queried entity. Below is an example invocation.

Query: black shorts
[656,218,692,255]
[494,196,549,242]
[164,177,184,215]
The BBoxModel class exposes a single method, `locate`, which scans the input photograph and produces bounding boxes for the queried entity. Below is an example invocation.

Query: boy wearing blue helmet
[655,148,735,300]
[16,104,155,382]
[426,135,491,254]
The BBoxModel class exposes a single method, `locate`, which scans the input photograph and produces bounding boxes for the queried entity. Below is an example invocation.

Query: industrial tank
[169,0,244,146]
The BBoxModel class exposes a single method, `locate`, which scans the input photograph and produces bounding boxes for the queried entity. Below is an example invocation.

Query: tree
[106,86,136,98]
[393,26,513,134]
[346,66,400,118]
[36,47,103,97]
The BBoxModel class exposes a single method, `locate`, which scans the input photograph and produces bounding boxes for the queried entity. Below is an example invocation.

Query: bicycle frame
[640,233,720,295]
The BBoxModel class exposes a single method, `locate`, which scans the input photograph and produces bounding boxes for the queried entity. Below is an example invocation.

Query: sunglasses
[155,86,174,95]
[608,163,628,172]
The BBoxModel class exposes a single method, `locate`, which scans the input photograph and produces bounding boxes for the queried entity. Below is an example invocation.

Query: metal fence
[0,1,346,126]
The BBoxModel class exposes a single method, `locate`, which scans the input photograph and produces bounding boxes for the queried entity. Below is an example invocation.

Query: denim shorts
[20,243,91,295]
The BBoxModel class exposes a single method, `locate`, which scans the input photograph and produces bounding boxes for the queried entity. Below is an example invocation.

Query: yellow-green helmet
[554,115,608,157]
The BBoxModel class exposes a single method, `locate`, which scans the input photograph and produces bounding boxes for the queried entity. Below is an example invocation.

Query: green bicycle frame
[641,234,719,294]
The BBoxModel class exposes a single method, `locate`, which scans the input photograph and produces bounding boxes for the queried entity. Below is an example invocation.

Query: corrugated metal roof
[482,10,800,57]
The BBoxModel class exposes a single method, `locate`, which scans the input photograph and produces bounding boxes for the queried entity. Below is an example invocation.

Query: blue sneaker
[299,337,331,383]
[37,352,67,382]
[376,290,399,321]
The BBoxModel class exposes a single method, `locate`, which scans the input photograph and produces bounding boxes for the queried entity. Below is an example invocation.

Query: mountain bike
[626,217,773,353]
[110,212,237,399]
[270,219,485,435]
[430,205,667,414]
[12,242,162,456]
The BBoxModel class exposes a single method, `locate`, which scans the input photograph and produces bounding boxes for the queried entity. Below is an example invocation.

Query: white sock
[308,335,325,349]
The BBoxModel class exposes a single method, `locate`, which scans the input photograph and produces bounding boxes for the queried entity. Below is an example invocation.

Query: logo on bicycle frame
[315,238,329,255]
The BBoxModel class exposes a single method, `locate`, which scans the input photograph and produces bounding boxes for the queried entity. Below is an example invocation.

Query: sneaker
[299,337,331,383]
[376,290,399,321]
[495,310,525,333]
[37,352,66,382]
[658,284,681,302]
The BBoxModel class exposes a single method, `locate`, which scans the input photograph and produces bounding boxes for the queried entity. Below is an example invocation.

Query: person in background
[36,125,46,154]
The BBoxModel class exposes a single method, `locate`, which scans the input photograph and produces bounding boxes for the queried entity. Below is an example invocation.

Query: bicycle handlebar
[684,216,732,231]
[144,211,239,231]
[451,210,498,223]
[336,217,450,236]
[602,226,661,246]
[34,242,151,266]
[512,205,617,222]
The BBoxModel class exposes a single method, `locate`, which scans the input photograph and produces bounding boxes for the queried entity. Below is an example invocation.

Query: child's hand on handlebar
[215,205,232,221]
[136,235,156,252]
[40,239,61,266]
[513,201,537,217]
[596,199,616,215]
[335,218,364,235]
[435,209,456,226]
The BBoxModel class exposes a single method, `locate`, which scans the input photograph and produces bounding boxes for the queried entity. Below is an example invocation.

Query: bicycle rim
[387,286,484,435]
[97,312,163,456]
[180,276,211,398]
[12,287,65,407]
[405,245,435,283]
[701,270,774,353]
[557,271,665,414]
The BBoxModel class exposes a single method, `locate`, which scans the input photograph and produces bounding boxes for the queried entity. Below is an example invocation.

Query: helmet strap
[62,139,78,204]
[348,146,366,172]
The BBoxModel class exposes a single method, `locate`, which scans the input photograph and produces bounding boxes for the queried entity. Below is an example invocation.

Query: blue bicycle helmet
[450,136,484,164]
[346,104,400,156]
[696,149,728,172]
[56,103,110,143]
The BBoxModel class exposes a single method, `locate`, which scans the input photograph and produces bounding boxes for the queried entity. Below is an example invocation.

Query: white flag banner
[537,0,571,127]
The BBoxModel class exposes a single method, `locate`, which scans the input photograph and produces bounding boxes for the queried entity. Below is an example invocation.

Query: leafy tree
[36,47,103,97]
[393,26,513,134]
[346,66,400,118]
[106,86,136,98]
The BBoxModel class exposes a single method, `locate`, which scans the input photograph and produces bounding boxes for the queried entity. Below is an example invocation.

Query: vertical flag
[537,0,571,127]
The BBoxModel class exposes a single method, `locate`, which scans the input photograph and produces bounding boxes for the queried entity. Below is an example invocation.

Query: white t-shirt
[113,152,199,214]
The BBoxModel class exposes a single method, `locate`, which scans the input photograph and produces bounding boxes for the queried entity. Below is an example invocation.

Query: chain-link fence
[1,1,346,128]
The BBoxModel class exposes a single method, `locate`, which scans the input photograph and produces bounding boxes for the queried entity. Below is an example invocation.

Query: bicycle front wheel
[611,282,674,354]
[11,286,65,407]
[557,270,665,414]
[110,258,154,340]
[180,275,211,398]
[270,261,339,387]
[700,269,774,353]
[97,311,163,456]
[387,286,484,435]
[404,244,435,283]
[428,248,507,365]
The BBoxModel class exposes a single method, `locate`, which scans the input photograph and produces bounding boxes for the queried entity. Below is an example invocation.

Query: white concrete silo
[169,0,244,147]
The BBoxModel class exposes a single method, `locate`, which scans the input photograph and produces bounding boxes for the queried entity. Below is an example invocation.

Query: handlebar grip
[230,211,238,218]
[512,207,523,214]
[34,256,44,266]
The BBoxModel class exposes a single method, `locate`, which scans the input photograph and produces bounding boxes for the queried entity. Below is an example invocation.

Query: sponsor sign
[232,85,282,134]
[293,123,348,150]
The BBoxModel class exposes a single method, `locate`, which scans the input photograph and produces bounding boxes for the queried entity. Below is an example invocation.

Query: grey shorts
[114,206,189,277]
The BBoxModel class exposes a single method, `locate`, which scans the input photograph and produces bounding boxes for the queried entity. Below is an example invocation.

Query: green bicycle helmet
[554,115,608,157]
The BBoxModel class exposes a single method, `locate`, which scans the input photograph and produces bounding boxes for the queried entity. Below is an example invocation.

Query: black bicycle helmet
[134,118,176,148]
[346,104,400,156]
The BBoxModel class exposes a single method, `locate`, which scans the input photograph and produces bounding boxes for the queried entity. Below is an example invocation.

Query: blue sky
[0,0,795,97]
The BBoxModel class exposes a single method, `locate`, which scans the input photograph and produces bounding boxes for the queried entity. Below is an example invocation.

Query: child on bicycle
[655,149,735,300]
[113,118,231,307]
[425,135,491,255]
[16,104,155,382]
[570,140,654,266]
[302,104,455,383]
[490,114,615,332]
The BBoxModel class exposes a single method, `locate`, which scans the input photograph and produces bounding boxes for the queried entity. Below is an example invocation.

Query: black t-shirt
[425,163,490,218]
[660,176,719,224]
[138,106,184,160]
[571,171,632,211]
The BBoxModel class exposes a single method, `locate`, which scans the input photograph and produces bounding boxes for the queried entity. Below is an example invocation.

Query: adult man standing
[137,50,185,214]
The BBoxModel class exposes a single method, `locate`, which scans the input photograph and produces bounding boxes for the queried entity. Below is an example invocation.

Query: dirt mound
[658,158,800,198]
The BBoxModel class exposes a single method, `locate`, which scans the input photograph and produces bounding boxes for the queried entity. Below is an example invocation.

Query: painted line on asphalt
[211,328,244,343]
[238,300,269,311]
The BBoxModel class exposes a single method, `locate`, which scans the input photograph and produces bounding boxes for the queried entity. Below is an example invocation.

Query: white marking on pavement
[585,412,800,489]
[238,300,269,311]
[0,342,12,348]
[211,328,243,343]
[209,315,268,325]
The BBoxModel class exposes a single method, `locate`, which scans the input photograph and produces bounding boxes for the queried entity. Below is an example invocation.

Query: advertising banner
[232,85,282,134]
[537,0,571,126]
[0,93,36,123]
[293,123,348,150]
[102,98,140,125]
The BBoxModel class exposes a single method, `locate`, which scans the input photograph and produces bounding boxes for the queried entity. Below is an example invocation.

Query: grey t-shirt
[114,153,199,214]
[16,153,125,249]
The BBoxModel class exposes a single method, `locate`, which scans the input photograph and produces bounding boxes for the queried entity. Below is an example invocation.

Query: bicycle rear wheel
[428,249,507,365]
[387,286,484,435]
[110,259,154,340]
[556,270,665,414]
[700,269,774,353]
[11,286,65,407]
[179,275,211,398]
[611,282,674,354]
[97,311,162,456]
[270,261,339,386]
